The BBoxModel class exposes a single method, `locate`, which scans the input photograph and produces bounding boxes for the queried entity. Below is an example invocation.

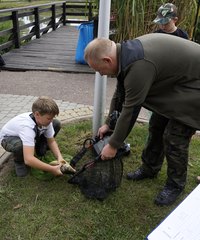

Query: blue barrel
[75,21,94,65]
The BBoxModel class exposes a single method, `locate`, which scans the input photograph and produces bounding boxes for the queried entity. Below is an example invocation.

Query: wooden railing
[0,0,96,52]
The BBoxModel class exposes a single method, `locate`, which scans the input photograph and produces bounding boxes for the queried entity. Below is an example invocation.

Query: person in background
[0,96,75,177]
[153,3,189,39]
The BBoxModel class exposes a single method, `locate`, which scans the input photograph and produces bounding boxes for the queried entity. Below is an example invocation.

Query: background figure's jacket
[106,33,200,149]
[154,28,189,39]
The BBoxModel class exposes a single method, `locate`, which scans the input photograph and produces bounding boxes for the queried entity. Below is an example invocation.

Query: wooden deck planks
[1,25,94,74]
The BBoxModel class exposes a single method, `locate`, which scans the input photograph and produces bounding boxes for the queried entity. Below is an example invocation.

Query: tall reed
[91,0,197,41]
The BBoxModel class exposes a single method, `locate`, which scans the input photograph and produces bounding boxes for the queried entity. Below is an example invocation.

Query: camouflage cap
[153,3,177,25]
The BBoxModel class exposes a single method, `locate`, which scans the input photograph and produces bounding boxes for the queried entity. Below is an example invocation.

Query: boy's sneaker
[14,161,29,177]
[154,184,183,206]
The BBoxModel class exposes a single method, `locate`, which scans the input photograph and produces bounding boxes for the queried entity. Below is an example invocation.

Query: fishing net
[68,134,130,201]
[78,157,123,201]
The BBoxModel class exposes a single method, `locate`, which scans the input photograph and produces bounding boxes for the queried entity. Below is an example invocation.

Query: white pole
[92,0,111,136]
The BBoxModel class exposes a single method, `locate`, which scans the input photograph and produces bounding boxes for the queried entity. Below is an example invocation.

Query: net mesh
[69,153,123,201]
[68,134,130,201]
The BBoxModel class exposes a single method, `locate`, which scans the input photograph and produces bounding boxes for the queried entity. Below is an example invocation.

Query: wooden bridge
[0,1,96,73]
[1,25,94,73]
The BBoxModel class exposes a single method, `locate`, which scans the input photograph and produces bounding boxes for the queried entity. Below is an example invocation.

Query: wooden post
[12,11,20,48]
[52,4,56,30]
[88,2,93,21]
[34,7,40,39]
[62,2,66,26]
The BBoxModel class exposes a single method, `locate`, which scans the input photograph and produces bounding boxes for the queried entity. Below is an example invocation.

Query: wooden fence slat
[0,1,95,52]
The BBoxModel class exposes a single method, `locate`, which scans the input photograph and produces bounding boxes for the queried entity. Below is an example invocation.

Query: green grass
[1,120,200,240]
[0,20,12,52]
[0,0,64,10]
[0,0,91,10]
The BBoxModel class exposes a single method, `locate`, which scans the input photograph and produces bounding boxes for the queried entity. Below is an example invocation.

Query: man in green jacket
[84,34,200,206]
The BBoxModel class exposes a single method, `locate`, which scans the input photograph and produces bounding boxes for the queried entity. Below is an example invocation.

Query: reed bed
[109,0,197,41]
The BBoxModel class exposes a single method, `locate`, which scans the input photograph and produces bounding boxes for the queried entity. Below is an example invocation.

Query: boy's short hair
[153,3,177,25]
[32,96,59,116]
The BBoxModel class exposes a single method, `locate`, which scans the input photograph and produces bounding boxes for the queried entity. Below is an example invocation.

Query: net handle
[68,156,101,184]
[70,138,96,167]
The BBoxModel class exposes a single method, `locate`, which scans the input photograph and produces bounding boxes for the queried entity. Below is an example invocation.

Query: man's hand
[101,144,117,160]
[98,124,110,139]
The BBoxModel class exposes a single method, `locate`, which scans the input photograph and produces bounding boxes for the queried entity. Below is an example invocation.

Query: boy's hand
[49,159,66,165]
[51,165,63,176]
[59,159,67,165]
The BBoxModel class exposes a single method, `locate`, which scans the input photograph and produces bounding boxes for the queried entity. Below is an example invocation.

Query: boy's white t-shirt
[0,112,55,146]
